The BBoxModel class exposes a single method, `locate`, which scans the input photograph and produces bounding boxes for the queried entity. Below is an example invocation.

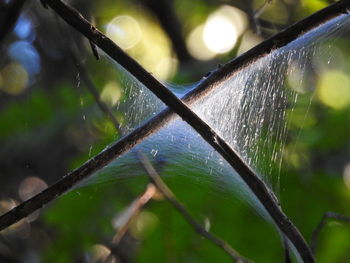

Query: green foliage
[1,1,350,263]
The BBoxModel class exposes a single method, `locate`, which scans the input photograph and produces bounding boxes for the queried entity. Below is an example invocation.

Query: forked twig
[65,36,247,261]
[102,184,157,263]
[311,211,350,254]
[111,184,157,245]
[136,151,252,263]
[66,41,247,260]
[2,1,349,261]
[39,1,323,261]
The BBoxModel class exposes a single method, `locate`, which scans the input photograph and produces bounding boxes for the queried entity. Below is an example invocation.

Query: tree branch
[104,183,156,263]
[136,151,251,263]
[1,1,349,261]
[65,21,246,261]
[311,211,350,254]
[35,1,316,261]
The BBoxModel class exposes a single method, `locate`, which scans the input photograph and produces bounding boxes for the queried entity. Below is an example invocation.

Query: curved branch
[1,0,349,261]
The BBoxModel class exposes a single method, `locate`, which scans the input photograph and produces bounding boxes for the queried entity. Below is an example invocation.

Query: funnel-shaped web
[84,15,349,195]
[2,1,350,262]
[70,12,350,262]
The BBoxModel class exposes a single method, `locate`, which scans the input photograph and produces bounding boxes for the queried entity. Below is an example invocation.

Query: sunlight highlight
[187,5,247,60]
[106,15,142,50]
[100,81,121,106]
[0,62,28,95]
[203,14,238,53]
[106,13,177,80]
[317,70,350,110]
[91,244,115,263]
[186,25,216,61]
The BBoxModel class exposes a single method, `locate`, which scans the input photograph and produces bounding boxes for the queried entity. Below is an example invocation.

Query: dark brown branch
[40,1,314,262]
[68,26,243,260]
[1,1,349,261]
[254,0,272,18]
[136,151,251,263]
[183,0,350,104]
[311,211,350,254]
[111,184,157,245]
[0,0,27,45]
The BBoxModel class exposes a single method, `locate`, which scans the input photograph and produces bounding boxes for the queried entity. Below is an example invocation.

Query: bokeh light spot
[317,70,350,110]
[130,211,158,239]
[18,176,48,222]
[105,13,177,80]
[287,63,307,93]
[0,62,29,95]
[203,15,238,53]
[14,15,32,39]
[154,57,178,80]
[343,164,350,189]
[8,41,41,75]
[106,15,142,50]
[91,244,115,263]
[100,81,121,106]
[19,176,48,201]
[0,198,30,235]
[186,25,216,61]
[203,5,247,54]
[237,30,262,55]
[187,5,247,59]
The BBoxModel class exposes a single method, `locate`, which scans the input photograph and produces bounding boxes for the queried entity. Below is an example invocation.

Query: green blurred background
[1,0,350,262]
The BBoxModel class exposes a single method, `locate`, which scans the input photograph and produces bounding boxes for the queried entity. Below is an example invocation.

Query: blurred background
[1,0,350,262]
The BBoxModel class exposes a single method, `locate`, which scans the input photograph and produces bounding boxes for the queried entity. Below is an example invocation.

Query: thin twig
[58,18,154,260]
[0,1,348,261]
[102,184,157,263]
[65,21,243,260]
[254,0,273,18]
[252,0,274,36]
[112,184,157,245]
[53,15,123,135]
[64,18,240,260]
[69,42,123,135]
[136,151,252,263]
[311,211,350,254]
[41,1,320,261]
